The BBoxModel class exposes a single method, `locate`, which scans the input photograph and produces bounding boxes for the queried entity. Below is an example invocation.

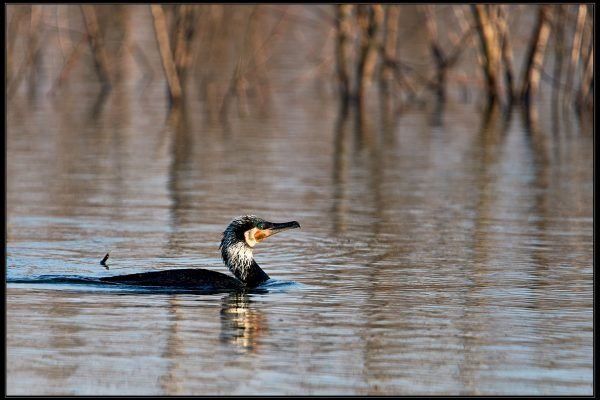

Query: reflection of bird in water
[220,292,267,352]
[100,216,300,290]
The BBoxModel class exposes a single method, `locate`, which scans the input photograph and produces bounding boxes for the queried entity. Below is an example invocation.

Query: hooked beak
[245,220,300,247]
[269,220,301,233]
[259,220,301,241]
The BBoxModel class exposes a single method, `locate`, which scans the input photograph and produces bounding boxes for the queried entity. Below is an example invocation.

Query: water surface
[6,6,593,396]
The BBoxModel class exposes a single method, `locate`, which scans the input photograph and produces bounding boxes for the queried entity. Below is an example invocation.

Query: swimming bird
[100,215,300,290]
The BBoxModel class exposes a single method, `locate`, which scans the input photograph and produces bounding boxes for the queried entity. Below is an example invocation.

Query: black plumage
[99,215,300,290]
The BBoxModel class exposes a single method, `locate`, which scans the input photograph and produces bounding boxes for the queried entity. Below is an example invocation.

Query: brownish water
[6,5,593,396]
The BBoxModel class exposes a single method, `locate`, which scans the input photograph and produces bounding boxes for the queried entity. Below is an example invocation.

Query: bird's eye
[257,222,266,230]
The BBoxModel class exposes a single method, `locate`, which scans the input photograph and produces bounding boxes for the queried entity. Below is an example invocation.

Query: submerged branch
[520,5,551,107]
[151,4,183,105]
[81,5,112,90]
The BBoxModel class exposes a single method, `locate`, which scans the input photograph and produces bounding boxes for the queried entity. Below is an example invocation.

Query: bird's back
[99,268,243,289]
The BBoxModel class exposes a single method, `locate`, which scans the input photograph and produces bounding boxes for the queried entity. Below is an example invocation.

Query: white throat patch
[226,241,254,281]
[244,228,258,248]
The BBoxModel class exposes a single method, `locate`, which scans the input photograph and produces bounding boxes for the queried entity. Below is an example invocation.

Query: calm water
[6,6,593,396]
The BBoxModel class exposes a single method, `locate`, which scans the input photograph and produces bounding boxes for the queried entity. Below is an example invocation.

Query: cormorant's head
[219,215,301,280]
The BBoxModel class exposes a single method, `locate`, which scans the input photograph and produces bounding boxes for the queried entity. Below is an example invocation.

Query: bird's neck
[223,241,270,287]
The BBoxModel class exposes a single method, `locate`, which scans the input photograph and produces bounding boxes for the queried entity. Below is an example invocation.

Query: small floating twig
[100,253,110,269]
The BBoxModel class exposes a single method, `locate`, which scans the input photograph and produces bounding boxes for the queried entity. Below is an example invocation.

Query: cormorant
[99,215,300,290]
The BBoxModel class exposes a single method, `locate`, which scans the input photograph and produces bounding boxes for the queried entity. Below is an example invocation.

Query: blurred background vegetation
[6,4,594,125]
